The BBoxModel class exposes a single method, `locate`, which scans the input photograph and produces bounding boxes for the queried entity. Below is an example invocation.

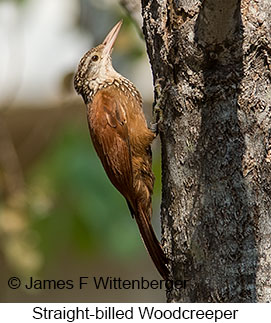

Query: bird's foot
[149,106,163,135]
[150,77,165,135]
[149,121,158,134]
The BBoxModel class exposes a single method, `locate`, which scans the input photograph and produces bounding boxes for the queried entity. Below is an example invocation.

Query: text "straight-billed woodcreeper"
[74,21,168,279]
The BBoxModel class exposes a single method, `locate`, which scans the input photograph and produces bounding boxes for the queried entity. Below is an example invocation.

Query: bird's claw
[150,77,165,135]
[150,106,163,135]
[149,121,158,134]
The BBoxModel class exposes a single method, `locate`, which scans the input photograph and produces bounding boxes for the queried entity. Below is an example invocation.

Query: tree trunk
[142,0,271,302]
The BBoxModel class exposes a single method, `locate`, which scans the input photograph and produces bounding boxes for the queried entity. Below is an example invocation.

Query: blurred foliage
[120,16,145,60]
[1,0,28,4]
[0,0,161,301]
[22,122,161,271]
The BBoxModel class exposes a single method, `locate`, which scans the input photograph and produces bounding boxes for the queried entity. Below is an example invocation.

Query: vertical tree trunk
[142,0,271,302]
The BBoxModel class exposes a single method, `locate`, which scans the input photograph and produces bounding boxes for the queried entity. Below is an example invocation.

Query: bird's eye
[92,55,99,62]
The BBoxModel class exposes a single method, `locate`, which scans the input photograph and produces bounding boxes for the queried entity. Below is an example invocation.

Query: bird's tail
[135,205,169,280]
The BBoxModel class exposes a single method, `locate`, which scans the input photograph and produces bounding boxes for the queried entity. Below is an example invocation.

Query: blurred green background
[0,0,165,302]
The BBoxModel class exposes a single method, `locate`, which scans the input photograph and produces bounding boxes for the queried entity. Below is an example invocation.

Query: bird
[74,20,169,280]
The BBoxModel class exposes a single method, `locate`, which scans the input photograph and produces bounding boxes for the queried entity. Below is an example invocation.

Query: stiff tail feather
[135,206,169,280]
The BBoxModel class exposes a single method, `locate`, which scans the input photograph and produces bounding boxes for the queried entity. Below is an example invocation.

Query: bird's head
[74,20,122,102]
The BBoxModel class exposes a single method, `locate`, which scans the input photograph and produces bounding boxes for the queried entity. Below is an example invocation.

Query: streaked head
[74,21,122,102]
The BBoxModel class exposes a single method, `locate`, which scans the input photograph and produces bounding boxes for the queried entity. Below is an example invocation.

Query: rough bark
[142,0,271,302]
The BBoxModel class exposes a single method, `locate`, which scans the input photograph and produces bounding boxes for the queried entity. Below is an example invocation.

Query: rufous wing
[87,87,134,200]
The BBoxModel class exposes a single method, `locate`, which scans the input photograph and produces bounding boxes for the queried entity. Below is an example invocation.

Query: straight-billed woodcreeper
[74,21,168,279]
